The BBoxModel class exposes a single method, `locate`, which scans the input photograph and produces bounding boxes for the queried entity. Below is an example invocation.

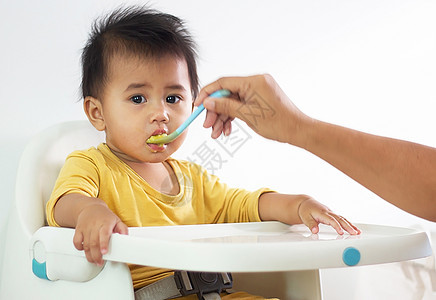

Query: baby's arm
[258,192,360,235]
[54,193,128,265]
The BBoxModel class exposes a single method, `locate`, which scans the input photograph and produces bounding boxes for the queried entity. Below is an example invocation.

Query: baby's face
[98,54,193,164]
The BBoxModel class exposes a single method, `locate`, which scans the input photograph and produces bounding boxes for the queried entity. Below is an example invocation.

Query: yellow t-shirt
[46,143,271,289]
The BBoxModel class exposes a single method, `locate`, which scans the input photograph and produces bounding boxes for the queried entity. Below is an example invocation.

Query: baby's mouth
[146,131,168,152]
[147,142,166,152]
[147,133,168,144]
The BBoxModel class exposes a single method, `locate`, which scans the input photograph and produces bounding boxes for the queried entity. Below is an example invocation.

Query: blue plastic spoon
[146,89,231,145]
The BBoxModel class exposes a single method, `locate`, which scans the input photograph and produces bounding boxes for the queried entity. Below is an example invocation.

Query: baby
[46,5,360,299]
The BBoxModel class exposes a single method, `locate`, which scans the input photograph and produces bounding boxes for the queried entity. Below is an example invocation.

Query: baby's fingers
[313,212,361,236]
[305,213,344,235]
[300,215,321,234]
[334,215,361,235]
[74,227,100,264]
[88,228,104,266]
[99,224,113,256]
[113,221,129,235]
[99,221,129,256]
[73,231,84,251]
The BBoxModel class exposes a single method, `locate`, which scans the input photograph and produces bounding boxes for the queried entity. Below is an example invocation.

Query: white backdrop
[1,0,436,299]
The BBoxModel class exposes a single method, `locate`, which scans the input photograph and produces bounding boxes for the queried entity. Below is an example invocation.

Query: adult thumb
[203,96,242,119]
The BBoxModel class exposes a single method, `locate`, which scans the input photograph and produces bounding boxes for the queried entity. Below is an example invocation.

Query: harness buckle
[174,271,233,299]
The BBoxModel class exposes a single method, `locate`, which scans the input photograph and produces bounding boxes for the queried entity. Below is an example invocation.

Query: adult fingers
[203,96,244,120]
[196,76,251,118]
[203,110,218,129]
[211,117,224,139]
[195,77,235,106]
[210,112,232,138]
[223,119,232,136]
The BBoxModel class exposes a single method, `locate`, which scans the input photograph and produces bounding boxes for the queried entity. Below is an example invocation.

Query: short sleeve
[45,151,100,226]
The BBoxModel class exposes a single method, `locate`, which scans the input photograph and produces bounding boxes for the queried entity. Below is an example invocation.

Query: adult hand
[196,75,436,222]
[195,74,311,146]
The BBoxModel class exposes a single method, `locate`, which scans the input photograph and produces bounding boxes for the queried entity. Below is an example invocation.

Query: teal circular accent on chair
[342,247,361,266]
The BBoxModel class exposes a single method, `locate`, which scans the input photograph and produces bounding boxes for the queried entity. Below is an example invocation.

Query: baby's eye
[166,95,182,104]
[130,95,146,104]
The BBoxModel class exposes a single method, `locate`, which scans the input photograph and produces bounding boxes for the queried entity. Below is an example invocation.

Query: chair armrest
[30,227,103,282]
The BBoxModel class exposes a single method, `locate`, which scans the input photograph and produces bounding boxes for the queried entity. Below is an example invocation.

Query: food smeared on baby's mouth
[147,133,167,144]
[147,134,167,150]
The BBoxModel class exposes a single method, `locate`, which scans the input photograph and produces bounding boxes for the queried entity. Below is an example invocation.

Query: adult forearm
[300,119,436,221]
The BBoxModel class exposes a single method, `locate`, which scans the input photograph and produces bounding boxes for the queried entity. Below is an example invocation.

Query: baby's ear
[84,96,105,131]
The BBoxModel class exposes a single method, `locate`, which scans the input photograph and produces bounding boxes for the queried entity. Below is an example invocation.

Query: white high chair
[0,121,432,300]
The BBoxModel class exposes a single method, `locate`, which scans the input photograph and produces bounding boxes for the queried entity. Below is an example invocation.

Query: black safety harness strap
[134,271,233,300]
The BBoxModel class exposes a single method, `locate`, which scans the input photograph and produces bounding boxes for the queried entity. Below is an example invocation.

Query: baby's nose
[149,103,169,123]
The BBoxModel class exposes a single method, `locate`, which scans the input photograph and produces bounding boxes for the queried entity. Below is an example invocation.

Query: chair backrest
[15,120,105,235]
[1,121,136,300]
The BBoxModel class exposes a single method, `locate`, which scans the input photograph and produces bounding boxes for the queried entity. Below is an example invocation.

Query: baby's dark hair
[81,6,199,99]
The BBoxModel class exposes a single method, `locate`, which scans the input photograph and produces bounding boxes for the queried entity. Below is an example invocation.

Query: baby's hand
[298,198,360,235]
[73,203,128,266]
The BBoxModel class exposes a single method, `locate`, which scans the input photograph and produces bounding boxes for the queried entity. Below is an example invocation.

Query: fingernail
[225,127,231,136]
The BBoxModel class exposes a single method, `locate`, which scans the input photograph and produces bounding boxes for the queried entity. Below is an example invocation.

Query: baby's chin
[144,146,178,163]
